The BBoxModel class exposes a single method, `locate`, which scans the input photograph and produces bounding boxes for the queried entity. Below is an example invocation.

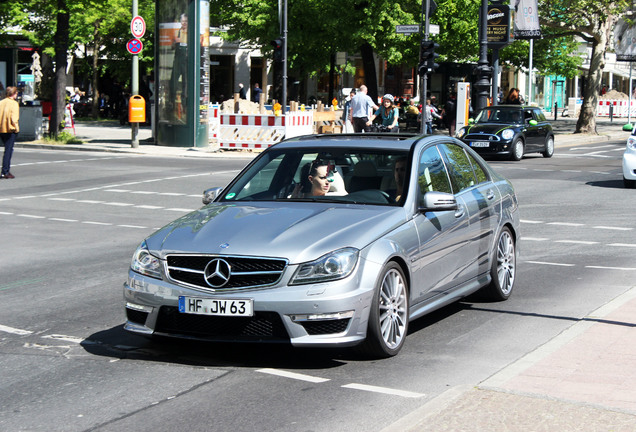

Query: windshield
[475,108,523,125]
[219,148,410,205]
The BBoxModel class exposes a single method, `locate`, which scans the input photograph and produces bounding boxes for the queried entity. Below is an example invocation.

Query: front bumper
[123,257,382,347]
[623,151,636,180]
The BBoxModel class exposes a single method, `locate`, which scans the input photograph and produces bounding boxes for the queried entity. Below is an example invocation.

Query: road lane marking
[49,218,79,223]
[592,226,633,231]
[585,265,636,271]
[0,324,33,335]
[256,368,330,383]
[521,237,549,241]
[81,221,113,226]
[17,214,46,219]
[521,219,543,224]
[525,261,576,267]
[554,240,599,245]
[548,222,585,227]
[609,243,636,248]
[341,383,425,398]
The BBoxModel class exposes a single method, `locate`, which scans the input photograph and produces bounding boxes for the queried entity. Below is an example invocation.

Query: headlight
[627,136,636,151]
[290,247,359,285]
[501,129,514,140]
[131,241,163,279]
[456,128,467,139]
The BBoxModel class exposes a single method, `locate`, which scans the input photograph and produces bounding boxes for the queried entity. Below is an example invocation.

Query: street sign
[130,15,146,39]
[396,25,420,35]
[429,24,440,35]
[126,38,143,55]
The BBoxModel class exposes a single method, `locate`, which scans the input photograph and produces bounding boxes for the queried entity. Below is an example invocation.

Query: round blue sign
[127,38,143,55]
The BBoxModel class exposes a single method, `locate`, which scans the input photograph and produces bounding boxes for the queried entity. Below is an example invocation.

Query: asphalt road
[0,139,634,432]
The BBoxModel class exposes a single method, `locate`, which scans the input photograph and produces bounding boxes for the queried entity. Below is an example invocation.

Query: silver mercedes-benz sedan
[124,133,520,357]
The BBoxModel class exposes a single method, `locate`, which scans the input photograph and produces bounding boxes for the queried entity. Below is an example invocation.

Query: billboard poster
[615,19,636,62]
[513,0,541,39]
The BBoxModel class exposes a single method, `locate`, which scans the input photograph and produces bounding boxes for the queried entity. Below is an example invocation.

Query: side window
[534,109,547,122]
[438,143,477,193]
[466,153,489,184]
[524,109,534,122]
[418,146,452,201]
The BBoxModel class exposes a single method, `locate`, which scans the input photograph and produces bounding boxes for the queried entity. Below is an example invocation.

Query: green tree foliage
[538,0,631,133]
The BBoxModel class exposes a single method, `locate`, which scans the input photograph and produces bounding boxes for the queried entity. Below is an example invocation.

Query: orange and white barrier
[210,111,314,149]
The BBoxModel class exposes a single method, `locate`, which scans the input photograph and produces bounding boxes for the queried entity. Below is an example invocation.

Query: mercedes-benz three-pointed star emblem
[204,258,232,288]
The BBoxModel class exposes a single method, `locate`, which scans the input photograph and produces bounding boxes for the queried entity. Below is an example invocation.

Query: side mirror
[468,118,475,124]
[419,191,458,212]
[528,119,538,126]
[202,187,224,205]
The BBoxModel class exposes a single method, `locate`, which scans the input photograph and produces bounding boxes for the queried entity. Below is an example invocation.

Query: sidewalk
[384,286,636,432]
[14,117,632,158]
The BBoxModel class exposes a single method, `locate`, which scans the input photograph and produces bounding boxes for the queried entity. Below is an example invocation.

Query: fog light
[126,302,153,313]
[290,310,355,322]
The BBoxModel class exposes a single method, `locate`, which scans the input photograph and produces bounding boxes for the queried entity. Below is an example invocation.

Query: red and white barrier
[597,99,636,117]
[209,111,314,149]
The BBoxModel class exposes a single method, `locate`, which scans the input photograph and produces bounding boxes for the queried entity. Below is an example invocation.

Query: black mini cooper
[456,105,555,161]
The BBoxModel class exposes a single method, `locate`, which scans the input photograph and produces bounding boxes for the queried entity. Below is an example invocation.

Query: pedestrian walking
[342,90,356,133]
[443,93,457,137]
[252,83,263,103]
[424,99,441,134]
[0,86,19,179]
[238,83,247,99]
[349,85,378,133]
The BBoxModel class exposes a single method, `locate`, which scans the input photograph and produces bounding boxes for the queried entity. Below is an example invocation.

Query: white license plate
[470,141,490,148]
[178,296,254,317]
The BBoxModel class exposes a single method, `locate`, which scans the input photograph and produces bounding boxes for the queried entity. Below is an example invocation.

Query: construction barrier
[597,99,636,117]
[210,111,314,149]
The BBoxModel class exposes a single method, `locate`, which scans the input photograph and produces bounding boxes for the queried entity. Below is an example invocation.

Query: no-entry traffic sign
[131,15,146,38]
[127,38,143,55]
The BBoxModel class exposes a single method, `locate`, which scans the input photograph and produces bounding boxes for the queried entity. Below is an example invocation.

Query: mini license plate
[178,296,254,317]
[470,141,490,148]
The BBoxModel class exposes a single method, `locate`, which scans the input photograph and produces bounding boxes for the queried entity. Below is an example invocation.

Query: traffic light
[271,38,283,63]
[419,39,439,75]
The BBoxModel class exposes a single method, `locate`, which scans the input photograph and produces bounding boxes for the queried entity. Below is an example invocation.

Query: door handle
[455,205,465,219]
[486,189,495,200]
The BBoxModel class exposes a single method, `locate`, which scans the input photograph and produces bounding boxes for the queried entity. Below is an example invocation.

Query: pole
[420,0,430,134]
[628,61,633,125]
[528,39,534,104]
[491,49,499,105]
[282,0,288,114]
[131,0,139,148]
[475,0,491,111]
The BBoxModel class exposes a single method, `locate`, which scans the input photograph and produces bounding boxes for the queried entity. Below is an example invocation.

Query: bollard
[554,102,558,121]
[609,104,614,122]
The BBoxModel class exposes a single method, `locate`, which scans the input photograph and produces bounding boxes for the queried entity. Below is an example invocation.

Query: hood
[145,202,407,264]
[464,123,515,135]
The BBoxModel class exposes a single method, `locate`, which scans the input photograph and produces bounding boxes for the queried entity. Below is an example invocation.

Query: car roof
[274,133,425,152]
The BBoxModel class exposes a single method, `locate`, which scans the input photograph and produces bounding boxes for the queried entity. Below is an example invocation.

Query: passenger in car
[386,157,407,201]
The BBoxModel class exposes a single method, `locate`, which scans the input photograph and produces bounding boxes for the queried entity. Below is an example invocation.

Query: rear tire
[482,227,516,301]
[359,262,409,358]
[510,139,524,161]
[542,136,554,158]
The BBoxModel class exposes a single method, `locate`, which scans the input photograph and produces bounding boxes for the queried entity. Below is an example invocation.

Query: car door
[522,108,542,150]
[411,144,474,304]
[533,108,551,147]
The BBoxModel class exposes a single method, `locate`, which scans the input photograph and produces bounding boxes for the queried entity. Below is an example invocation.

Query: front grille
[166,254,287,291]
[126,308,149,325]
[465,134,499,142]
[155,306,289,342]
[300,319,351,335]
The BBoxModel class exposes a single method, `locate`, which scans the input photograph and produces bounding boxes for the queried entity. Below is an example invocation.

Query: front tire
[359,262,409,358]
[482,227,516,301]
[510,138,524,161]
[542,135,555,158]
[625,177,636,189]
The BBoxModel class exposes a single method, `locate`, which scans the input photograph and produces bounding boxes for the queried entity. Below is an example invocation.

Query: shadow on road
[585,179,625,189]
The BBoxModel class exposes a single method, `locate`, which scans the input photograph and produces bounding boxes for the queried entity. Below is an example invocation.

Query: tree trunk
[360,42,378,102]
[328,52,335,103]
[91,23,101,118]
[575,17,615,134]
[51,0,69,138]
